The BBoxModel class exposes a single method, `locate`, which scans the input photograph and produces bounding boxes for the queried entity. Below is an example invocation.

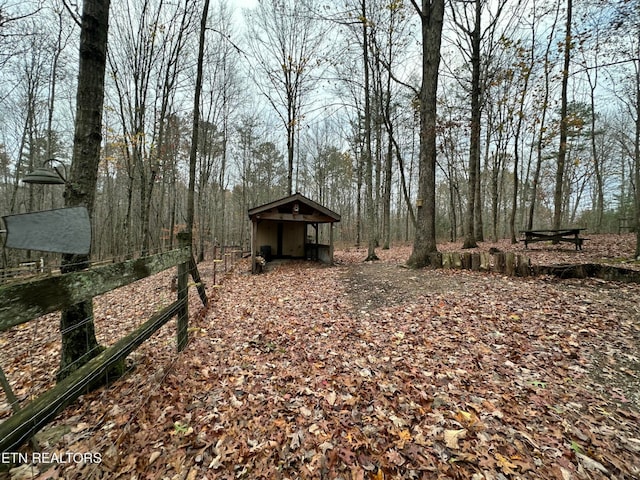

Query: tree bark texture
[362,0,379,262]
[634,26,640,258]
[463,0,482,249]
[553,0,572,232]
[58,0,111,382]
[408,0,445,268]
[187,0,210,240]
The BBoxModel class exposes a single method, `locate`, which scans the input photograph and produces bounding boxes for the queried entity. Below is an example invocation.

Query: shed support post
[330,223,334,264]
[251,220,258,273]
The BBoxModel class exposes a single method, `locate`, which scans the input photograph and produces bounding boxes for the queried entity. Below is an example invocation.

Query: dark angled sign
[2,207,91,255]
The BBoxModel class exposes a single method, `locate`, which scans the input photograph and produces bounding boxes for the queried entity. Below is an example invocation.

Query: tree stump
[462,252,472,270]
[480,252,491,270]
[493,252,505,273]
[505,252,516,276]
[517,255,531,277]
[471,253,481,271]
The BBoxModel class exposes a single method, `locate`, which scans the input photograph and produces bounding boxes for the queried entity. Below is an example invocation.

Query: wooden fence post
[176,232,190,352]
[189,257,208,307]
[0,365,39,451]
[0,365,19,415]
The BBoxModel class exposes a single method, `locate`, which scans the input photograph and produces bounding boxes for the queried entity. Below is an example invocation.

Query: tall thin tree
[186,0,210,239]
[361,0,378,261]
[553,0,572,231]
[245,0,324,195]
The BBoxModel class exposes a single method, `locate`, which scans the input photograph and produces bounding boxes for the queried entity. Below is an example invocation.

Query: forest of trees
[1,0,639,268]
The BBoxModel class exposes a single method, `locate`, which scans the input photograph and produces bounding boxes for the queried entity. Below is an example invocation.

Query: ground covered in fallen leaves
[4,236,640,479]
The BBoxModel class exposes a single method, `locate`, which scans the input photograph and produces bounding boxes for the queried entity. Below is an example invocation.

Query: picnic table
[520,228,587,250]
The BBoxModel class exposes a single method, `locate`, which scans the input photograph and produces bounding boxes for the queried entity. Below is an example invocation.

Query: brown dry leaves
[8,239,640,479]
[437,233,639,269]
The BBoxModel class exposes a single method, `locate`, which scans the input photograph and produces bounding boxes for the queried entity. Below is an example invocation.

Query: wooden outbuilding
[248,193,341,273]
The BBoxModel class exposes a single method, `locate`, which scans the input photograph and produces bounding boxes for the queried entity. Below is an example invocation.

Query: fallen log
[533,263,640,283]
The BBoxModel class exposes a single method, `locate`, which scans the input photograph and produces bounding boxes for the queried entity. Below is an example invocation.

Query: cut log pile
[434,251,640,283]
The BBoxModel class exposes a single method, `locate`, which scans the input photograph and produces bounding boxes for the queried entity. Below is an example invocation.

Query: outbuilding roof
[248,192,341,223]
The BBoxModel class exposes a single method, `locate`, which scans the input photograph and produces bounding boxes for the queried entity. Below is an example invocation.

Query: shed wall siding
[283,223,305,257]
[256,222,278,252]
[256,222,305,258]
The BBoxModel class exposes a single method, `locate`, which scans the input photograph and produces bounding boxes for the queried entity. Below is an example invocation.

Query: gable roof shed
[248,193,341,273]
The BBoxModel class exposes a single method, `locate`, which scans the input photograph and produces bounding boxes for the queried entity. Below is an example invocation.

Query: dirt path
[342,260,640,411]
[342,261,490,310]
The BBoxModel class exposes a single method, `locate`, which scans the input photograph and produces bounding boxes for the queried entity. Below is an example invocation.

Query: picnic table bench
[520,228,588,250]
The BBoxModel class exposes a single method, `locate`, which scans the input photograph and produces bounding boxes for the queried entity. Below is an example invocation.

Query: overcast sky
[232,0,258,9]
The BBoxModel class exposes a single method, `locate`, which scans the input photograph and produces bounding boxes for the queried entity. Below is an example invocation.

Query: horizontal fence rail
[0,300,184,453]
[0,247,191,332]
[0,237,209,454]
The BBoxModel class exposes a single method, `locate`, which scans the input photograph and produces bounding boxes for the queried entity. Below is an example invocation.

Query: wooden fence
[0,233,207,454]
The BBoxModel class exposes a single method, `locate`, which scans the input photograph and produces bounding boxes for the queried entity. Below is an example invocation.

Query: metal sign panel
[2,207,91,255]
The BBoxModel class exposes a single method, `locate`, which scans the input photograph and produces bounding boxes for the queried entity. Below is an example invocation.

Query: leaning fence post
[176,231,190,352]
[0,365,19,414]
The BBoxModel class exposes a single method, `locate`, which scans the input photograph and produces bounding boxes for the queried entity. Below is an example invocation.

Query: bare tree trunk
[58,0,113,383]
[474,157,483,242]
[589,81,604,232]
[554,0,572,231]
[10,72,39,214]
[449,181,457,242]
[123,175,133,257]
[462,0,481,249]
[390,131,417,232]
[407,0,445,268]
[377,27,394,250]
[287,100,295,196]
[219,109,229,247]
[634,32,640,257]
[46,9,68,161]
[362,0,378,262]
[187,0,210,241]
[356,147,362,247]
[528,3,559,230]
[245,0,323,197]
[168,164,177,250]
[510,50,532,243]
[383,133,393,249]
